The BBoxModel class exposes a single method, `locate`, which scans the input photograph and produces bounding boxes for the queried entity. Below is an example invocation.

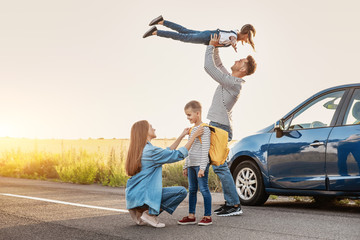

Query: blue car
[228,84,360,205]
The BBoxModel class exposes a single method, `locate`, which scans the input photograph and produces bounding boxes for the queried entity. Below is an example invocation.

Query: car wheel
[233,160,269,206]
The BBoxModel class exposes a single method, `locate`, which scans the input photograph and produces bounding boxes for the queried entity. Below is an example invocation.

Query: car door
[326,88,360,191]
[267,90,346,190]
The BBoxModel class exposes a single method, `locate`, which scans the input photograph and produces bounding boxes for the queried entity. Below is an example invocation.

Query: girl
[143,15,256,52]
[125,120,204,228]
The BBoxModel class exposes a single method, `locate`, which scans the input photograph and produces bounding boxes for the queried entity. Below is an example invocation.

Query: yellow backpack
[189,123,230,166]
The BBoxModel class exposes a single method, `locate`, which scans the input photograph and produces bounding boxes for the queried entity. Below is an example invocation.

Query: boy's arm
[199,127,211,172]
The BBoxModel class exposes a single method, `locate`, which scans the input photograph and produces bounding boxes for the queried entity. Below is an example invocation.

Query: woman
[125,120,204,228]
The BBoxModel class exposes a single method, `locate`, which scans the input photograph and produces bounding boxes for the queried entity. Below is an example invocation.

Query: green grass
[0,139,222,191]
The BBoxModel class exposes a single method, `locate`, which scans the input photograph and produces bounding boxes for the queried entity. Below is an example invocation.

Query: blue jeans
[187,165,212,216]
[157,20,218,45]
[148,186,187,215]
[209,121,240,206]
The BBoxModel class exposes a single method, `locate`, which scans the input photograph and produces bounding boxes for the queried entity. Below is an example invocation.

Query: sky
[1,0,360,140]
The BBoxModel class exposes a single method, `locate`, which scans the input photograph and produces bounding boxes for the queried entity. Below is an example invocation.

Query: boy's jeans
[187,165,212,216]
[157,20,218,45]
[209,121,240,207]
[148,187,187,215]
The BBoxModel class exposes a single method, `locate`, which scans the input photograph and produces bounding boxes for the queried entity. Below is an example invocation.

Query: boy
[177,100,212,226]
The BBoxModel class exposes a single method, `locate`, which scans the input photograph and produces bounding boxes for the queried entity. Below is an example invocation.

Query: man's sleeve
[213,48,230,74]
[204,45,236,89]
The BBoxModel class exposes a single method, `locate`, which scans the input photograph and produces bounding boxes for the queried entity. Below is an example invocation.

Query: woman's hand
[192,126,204,138]
[184,126,204,151]
[198,169,205,178]
[180,128,190,138]
[209,33,221,46]
[183,168,188,177]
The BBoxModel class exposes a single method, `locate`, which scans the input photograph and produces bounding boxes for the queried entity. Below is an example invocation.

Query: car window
[343,89,360,125]
[288,90,345,130]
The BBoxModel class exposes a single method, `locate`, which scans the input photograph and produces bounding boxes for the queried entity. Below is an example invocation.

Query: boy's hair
[184,100,202,112]
[240,24,256,51]
[245,55,257,76]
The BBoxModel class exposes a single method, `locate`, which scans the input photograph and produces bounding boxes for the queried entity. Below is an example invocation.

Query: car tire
[232,160,269,206]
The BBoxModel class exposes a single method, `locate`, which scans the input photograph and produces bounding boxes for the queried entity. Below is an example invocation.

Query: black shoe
[149,15,163,26]
[143,26,157,38]
[216,206,243,217]
[214,203,227,214]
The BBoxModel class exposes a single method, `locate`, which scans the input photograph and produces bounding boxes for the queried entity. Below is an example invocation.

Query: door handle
[310,141,325,147]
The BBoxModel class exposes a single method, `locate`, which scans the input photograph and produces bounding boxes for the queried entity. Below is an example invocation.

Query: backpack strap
[189,123,208,144]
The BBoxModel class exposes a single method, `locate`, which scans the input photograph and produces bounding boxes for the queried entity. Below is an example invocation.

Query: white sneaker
[128,209,146,226]
[140,210,165,228]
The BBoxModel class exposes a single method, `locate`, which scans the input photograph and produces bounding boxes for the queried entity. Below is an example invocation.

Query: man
[204,34,257,216]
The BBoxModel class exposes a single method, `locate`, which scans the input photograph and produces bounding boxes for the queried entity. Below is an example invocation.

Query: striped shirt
[184,125,211,171]
[204,45,245,127]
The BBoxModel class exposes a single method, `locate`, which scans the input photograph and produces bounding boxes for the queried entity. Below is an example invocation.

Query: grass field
[0,137,228,191]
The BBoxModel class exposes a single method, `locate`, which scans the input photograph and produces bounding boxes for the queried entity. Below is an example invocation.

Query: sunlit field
[0,138,234,191]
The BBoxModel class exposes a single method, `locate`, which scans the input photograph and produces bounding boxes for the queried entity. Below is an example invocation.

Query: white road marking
[0,193,128,213]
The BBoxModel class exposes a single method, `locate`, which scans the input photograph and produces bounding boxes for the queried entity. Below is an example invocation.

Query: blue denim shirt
[125,142,188,215]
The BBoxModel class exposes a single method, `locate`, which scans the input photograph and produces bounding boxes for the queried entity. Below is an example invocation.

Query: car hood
[256,124,274,134]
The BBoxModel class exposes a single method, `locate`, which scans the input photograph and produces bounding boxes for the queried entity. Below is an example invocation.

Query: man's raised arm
[204,34,234,88]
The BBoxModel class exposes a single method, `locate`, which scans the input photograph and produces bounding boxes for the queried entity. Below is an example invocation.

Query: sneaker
[177,216,196,225]
[198,217,212,226]
[149,15,163,26]
[214,203,227,214]
[143,26,157,38]
[128,209,146,226]
[140,210,165,228]
[216,206,243,217]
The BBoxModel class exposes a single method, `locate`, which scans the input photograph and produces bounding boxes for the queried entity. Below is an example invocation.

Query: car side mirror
[274,119,285,138]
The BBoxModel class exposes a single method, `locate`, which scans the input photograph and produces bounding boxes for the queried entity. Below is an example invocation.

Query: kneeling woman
[125,120,203,228]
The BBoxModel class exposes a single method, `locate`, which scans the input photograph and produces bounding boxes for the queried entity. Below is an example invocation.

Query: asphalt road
[0,177,359,240]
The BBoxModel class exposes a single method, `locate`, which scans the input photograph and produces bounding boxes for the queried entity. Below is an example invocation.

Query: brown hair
[184,100,202,112]
[240,24,256,51]
[245,55,257,76]
[125,120,149,176]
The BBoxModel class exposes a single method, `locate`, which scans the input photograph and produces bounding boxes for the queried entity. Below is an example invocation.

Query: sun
[0,124,15,138]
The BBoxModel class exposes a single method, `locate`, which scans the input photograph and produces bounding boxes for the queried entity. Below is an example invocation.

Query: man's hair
[184,100,202,112]
[245,55,257,76]
[240,24,256,51]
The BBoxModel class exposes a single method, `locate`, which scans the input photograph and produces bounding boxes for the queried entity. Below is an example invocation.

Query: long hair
[125,120,149,176]
[240,24,256,51]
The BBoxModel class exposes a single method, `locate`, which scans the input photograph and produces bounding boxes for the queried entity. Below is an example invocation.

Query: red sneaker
[198,217,212,226]
[177,216,196,225]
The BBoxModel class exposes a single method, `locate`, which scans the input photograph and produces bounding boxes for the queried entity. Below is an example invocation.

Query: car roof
[282,83,360,120]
